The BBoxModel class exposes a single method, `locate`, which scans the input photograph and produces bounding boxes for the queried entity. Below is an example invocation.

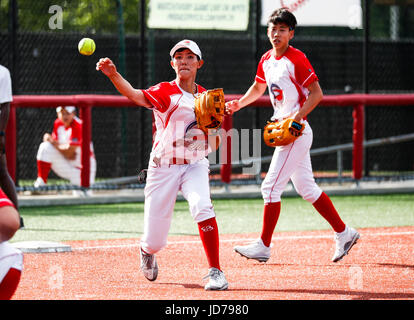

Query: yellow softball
[78,38,96,56]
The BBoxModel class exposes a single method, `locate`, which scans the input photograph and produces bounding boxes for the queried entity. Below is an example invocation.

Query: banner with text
[148,0,250,30]
[261,0,362,29]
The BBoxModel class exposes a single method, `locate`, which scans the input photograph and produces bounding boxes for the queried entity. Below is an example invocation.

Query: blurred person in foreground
[0,64,23,300]
[0,64,23,227]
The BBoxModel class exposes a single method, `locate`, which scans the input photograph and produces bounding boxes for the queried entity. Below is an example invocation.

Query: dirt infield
[12,226,414,300]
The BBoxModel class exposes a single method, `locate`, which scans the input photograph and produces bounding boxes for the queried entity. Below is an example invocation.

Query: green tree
[1,0,145,34]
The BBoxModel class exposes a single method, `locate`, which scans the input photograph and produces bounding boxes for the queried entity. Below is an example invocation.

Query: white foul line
[71,230,414,251]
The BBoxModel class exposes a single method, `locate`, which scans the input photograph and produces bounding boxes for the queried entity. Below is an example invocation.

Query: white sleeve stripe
[302,72,315,87]
[0,199,13,206]
[255,75,266,82]
[145,91,163,110]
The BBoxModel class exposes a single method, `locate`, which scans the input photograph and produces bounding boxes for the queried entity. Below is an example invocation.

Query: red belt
[153,157,190,166]
[169,158,190,165]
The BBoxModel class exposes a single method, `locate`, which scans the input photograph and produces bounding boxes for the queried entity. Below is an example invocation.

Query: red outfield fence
[7,94,414,187]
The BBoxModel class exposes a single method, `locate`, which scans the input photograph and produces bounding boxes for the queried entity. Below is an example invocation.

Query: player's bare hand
[96,57,117,78]
[43,133,52,142]
[225,100,241,115]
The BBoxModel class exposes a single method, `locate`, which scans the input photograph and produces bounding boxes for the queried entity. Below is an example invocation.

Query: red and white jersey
[52,116,83,147]
[142,80,211,164]
[255,45,319,121]
[52,116,95,166]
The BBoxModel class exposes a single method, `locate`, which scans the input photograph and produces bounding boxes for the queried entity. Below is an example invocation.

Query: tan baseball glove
[263,118,305,147]
[194,88,225,135]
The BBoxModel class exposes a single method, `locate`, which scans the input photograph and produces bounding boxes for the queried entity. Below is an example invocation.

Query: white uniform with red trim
[256,46,322,204]
[36,116,97,186]
[140,80,216,254]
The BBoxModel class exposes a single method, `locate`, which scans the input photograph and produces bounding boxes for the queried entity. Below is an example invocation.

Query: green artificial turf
[12,194,414,242]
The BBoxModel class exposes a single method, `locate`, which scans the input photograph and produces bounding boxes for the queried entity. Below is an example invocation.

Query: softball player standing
[226,9,359,263]
[96,40,228,290]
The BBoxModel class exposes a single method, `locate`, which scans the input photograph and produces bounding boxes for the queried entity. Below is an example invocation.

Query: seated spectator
[34,106,96,194]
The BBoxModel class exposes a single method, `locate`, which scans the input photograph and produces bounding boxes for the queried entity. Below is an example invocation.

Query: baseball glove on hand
[263,118,305,147]
[194,88,225,135]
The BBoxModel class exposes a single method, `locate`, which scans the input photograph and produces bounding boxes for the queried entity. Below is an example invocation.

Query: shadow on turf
[155,282,414,299]
[237,288,414,300]
[375,263,414,270]
[157,282,204,289]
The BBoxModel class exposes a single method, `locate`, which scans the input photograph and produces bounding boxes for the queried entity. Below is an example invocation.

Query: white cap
[170,39,202,60]
[56,106,76,113]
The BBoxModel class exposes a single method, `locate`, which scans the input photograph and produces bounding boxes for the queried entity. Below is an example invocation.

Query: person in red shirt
[34,106,97,193]
[226,8,359,264]
[96,39,228,290]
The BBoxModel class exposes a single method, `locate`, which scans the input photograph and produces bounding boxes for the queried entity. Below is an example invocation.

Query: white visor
[170,39,202,60]
[56,106,76,113]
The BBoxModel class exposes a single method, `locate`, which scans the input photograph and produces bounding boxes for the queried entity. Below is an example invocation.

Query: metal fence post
[337,149,343,184]
[352,103,365,181]
[79,103,92,188]
[220,114,233,184]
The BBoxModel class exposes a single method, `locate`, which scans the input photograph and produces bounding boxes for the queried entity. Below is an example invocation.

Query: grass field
[13,193,414,242]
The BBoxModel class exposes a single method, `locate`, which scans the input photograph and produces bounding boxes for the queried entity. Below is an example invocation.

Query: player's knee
[261,183,282,203]
[36,141,54,160]
[296,186,322,203]
[189,197,214,222]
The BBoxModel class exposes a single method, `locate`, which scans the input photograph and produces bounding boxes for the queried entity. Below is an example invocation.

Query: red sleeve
[0,188,15,208]
[142,82,176,113]
[255,52,270,84]
[293,54,319,88]
[51,119,60,140]
[69,120,82,146]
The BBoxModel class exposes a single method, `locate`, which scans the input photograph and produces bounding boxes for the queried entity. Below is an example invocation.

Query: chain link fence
[1,0,414,189]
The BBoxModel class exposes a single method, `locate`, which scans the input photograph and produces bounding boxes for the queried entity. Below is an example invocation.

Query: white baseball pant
[0,241,23,283]
[261,121,323,204]
[36,141,97,186]
[140,157,215,254]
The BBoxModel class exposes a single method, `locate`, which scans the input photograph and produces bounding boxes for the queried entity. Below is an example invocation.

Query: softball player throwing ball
[96,40,228,290]
[226,8,359,263]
